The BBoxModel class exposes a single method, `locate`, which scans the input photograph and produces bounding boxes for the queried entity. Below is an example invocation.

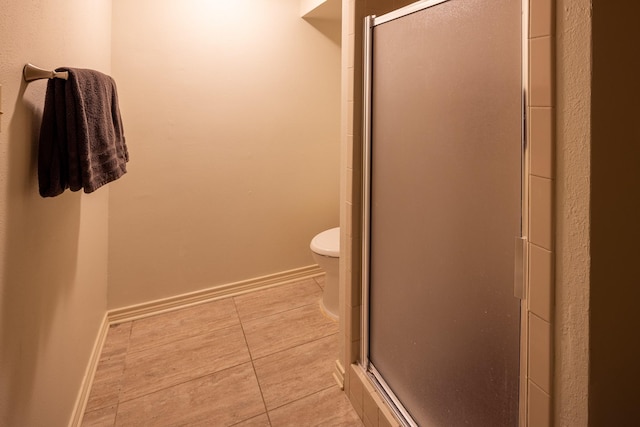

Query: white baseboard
[68,314,110,427]
[334,359,346,390]
[108,264,324,324]
[69,265,324,426]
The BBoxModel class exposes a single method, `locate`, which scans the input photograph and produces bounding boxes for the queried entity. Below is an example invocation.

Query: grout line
[115,360,254,406]
[244,328,340,362]
[529,34,554,41]
[251,332,340,364]
[233,297,273,427]
[530,172,555,181]
[112,402,120,426]
[228,413,272,427]
[312,274,325,291]
[529,241,554,253]
[110,322,132,426]
[115,304,250,407]
[124,306,242,356]
[233,280,325,323]
[266,384,338,413]
[239,300,327,325]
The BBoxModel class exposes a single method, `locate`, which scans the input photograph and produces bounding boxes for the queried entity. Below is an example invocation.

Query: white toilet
[310,227,340,320]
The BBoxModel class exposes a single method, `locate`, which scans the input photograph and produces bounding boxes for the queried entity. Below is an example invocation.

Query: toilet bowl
[310,227,340,320]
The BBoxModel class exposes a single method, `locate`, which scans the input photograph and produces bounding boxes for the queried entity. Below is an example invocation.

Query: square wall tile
[530,176,553,250]
[348,33,355,69]
[529,244,553,322]
[363,388,379,426]
[352,202,362,241]
[350,169,362,205]
[348,67,355,102]
[529,36,553,107]
[349,264,362,307]
[347,134,354,168]
[528,380,552,427]
[347,234,354,268]
[344,367,352,396]
[351,305,361,341]
[350,339,361,364]
[363,414,376,427]
[529,313,552,394]
[530,0,554,38]
[348,100,355,135]
[346,201,353,238]
[340,200,353,242]
[379,403,401,427]
[349,365,364,418]
[348,0,356,35]
[530,107,554,179]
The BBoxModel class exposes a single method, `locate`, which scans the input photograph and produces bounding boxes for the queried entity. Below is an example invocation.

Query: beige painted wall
[109,0,341,308]
[555,0,591,425]
[0,0,112,425]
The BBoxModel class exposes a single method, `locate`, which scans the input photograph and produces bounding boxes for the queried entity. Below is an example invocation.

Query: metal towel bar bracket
[23,63,69,82]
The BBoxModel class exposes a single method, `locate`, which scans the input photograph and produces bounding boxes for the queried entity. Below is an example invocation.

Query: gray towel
[38,67,128,197]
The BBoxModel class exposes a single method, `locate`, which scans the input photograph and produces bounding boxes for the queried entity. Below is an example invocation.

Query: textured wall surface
[555,0,591,425]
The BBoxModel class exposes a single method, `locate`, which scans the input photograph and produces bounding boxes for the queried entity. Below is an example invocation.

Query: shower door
[362,0,523,426]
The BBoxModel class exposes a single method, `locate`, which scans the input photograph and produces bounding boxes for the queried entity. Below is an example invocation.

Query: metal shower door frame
[360,0,529,425]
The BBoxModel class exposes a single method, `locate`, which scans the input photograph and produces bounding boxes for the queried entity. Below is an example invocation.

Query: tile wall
[340,0,556,426]
[526,0,555,425]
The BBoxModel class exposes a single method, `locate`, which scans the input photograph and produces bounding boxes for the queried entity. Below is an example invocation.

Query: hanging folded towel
[38,67,129,197]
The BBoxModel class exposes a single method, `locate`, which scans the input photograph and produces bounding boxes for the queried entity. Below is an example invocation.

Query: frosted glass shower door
[364,0,523,426]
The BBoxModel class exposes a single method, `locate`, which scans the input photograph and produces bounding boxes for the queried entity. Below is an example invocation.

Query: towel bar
[23,63,69,82]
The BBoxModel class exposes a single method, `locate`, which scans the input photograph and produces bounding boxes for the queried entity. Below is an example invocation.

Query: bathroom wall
[0,0,112,425]
[555,0,591,424]
[109,0,341,308]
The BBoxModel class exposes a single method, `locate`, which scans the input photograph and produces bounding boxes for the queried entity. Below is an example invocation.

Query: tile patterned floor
[81,276,363,427]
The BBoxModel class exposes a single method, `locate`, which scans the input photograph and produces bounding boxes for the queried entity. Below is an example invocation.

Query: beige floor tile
[128,298,239,353]
[85,323,132,412]
[231,413,271,426]
[269,386,363,427]
[254,334,338,410]
[102,322,132,354]
[120,324,250,402]
[313,275,325,289]
[233,279,322,323]
[85,352,127,412]
[242,304,338,359]
[81,405,117,427]
[116,363,265,427]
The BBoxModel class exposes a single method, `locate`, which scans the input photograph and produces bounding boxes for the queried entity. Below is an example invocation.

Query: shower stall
[361,0,524,425]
